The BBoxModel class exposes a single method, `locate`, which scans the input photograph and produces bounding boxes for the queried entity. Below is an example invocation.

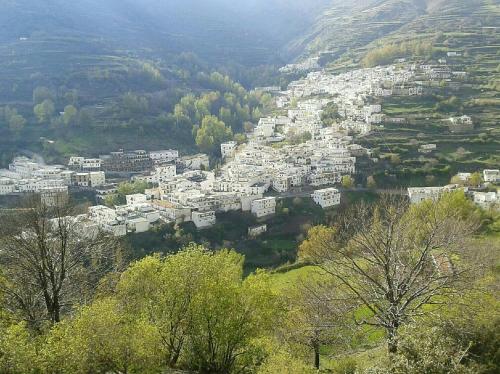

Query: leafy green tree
[42,298,161,374]
[76,108,93,127]
[105,181,149,206]
[62,105,78,126]
[116,251,199,368]
[195,115,233,154]
[234,133,246,144]
[258,349,315,374]
[321,102,341,125]
[63,89,79,106]
[116,245,279,372]
[2,107,26,133]
[33,86,54,105]
[122,92,149,116]
[219,106,234,128]
[390,154,401,165]
[468,172,482,187]
[252,107,263,121]
[186,267,278,373]
[8,114,26,133]
[341,175,354,189]
[0,322,38,374]
[33,99,55,123]
[243,121,254,133]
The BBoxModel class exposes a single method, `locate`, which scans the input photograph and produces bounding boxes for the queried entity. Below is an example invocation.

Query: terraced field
[292,0,499,186]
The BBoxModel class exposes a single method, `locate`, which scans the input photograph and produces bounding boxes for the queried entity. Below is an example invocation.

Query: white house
[309,172,340,187]
[419,144,437,154]
[192,211,216,228]
[248,224,267,238]
[240,194,264,212]
[407,186,458,204]
[312,188,341,208]
[68,157,102,171]
[272,174,292,193]
[0,178,16,195]
[104,221,127,237]
[138,205,161,223]
[126,193,148,206]
[473,191,499,209]
[255,118,276,138]
[449,115,473,133]
[40,186,69,207]
[89,171,106,187]
[483,170,499,183]
[149,150,179,164]
[127,216,150,233]
[71,171,105,187]
[154,165,177,182]
[251,197,276,218]
[151,200,191,223]
[221,141,237,159]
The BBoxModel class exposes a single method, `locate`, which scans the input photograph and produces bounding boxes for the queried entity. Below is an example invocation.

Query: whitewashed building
[68,157,102,171]
[483,170,499,183]
[251,197,276,218]
[419,144,437,154]
[127,216,150,233]
[0,178,16,195]
[221,141,237,159]
[407,185,458,204]
[192,211,216,228]
[312,188,341,208]
[126,193,148,206]
[40,186,69,207]
[149,150,179,164]
[473,191,499,209]
[248,224,267,238]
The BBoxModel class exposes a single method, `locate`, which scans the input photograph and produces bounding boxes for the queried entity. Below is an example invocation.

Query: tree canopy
[195,115,233,155]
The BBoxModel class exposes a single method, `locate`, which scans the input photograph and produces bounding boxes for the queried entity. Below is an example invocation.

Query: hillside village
[1,62,498,238]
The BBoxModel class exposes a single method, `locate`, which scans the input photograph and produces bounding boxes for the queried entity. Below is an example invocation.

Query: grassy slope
[267,230,500,369]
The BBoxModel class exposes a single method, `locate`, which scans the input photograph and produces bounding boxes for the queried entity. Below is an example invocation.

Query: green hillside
[288,0,499,184]
[0,0,329,165]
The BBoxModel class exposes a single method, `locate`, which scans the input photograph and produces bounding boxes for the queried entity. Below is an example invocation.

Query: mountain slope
[287,0,499,63]
[286,0,430,60]
[0,0,332,164]
[286,0,500,176]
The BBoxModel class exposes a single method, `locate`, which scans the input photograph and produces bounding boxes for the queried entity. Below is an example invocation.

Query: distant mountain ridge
[0,0,330,64]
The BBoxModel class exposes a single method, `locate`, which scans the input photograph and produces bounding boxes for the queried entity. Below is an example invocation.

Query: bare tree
[0,195,122,330]
[283,276,355,369]
[299,194,479,354]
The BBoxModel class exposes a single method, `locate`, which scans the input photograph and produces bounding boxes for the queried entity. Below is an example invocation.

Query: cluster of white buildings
[279,56,320,73]
[0,157,106,205]
[272,64,429,138]
[408,169,499,210]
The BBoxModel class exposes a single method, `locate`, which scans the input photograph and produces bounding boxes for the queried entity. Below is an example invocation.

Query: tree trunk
[388,339,398,354]
[313,341,320,369]
[387,325,399,354]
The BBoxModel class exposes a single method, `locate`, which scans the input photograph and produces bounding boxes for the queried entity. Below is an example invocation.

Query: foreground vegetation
[0,191,498,373]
